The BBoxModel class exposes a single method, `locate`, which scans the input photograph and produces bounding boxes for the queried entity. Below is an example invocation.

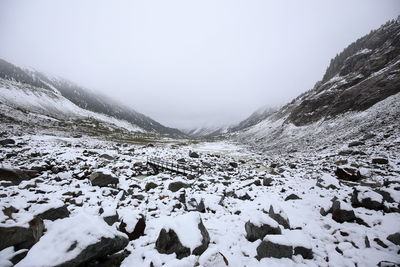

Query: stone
[36,205,70,221]
[331,200,356,223]
[168,181,189,192]
[387,232,400,246]
[103,214,119,226]
[0,138,15,146]
[0,168,31,185]
[372,158,389,164]
[262,177,273,186]
[189,151,200,158]
[268,206,290,229]
[0,217,44,250]
[245,220,281,242]
[100,154,114,161]
[89,172,119,187]
[145,182,158,191]
[229,162,238,168]
[351,189,383,211]
[335,167,360,182]
[155,215,210,259]
[294,246,313,259]
[377,261,400,267]
[256,240,292,260]
[348,141,365,147]
[285,194,301,201]
[119,215,146,241]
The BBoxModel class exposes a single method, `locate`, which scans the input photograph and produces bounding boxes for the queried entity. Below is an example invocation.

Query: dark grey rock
[229,162,238,168]
[145,182,158,191]
[262,177,273,186]
[268,206,290,229]
[377,261,400,267]
[103,214,119,226]
[168,181,189,192]
[372,158,389,164]
[335,167,360,182]
[348,141,365,147]
[256,240,293,260]
[189,151,200,158]
[155,217,209,259]
[36,205,70,221]
[0,139,15,146]
[100,154,114,161]
[119,215,146,241]
[285,194,301,201]
[387,232,400,246]
[0,168,31,185]
[89,172,118,187]
[331,200,356,223]
[0,217,44,250]
[245,220,281,242]
[294,246,313,259]
[351,189,383,211]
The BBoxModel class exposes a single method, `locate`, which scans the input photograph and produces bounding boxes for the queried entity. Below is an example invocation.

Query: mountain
[236,17,400,151]
[0,59,184,137]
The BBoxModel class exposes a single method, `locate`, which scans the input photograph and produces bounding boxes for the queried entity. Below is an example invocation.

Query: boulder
[285,194,301,201]
[189,151,200,158]
[262,177,273,186]
[256,240,292,260]
[229,162,238,168]
[16,214,128,267]
[335,167,360,182]
[0,168,31,185]
[268,206,290,229]
[331,200,356,223]
[118,215,146,241]
[351,189,384,211]
[348,141,365,147]
[372,158,389,164]
[387,232,400,246]
[0,138,15,146]
[245,214,281,242]
[145,182,158,191]
[377,261,400,267]
[89,172,118,187]
[36,205,70,221]
[100,154,114,161]
[168,181,189,192]
[0,217,44,250]
[155,212,210,259]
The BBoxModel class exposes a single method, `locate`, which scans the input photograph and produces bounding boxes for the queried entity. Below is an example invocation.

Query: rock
[189,151,200,158]
[36,205,70,221]
[177,158,186,163]
[256,240,292,260]
[0,138,15,146]
[155,213,210,259]
[294,246,313,259]
[387,232,400,246]
[103,214,119,226]
[0,217,44,250]
[245,215,281,242]
[0,168,31,185]
[268,206,290,229]
[87,250,130,267]
[145,182,158,191]
[335,167,360,182]
[351,189,383,211]
[168,181,189,192]
[100,154,114,161]
[229,162,238,168]
[118,215,146,241]
[377,261,400,267]
[262,177,273,186]
[331,200,356,223]
[285,194,301,201]
[348,141,365,147]
[89,172,119,187]
[16,214,129,267]
[372,157,389,164]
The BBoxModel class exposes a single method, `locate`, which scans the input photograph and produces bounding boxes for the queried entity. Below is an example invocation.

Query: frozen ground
[0,129,399,266]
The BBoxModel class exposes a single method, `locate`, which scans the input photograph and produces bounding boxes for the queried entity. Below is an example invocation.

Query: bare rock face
[89,172,119,187]
[0,217,44,250]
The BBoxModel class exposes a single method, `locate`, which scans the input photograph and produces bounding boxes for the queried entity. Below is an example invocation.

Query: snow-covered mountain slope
[236,18,400,152]
[0,59,184,137]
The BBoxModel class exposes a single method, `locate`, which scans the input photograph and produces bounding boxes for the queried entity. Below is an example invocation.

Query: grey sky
[0,0,399,129]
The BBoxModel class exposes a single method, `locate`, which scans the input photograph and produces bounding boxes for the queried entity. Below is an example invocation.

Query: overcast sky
[0,0,399,129]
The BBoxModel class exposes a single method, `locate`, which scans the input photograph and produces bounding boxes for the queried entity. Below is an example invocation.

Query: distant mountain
[237,17,400,151]
[0,59,184,137]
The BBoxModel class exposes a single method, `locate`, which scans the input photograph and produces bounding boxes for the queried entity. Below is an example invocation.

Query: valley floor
[0,132,399,267]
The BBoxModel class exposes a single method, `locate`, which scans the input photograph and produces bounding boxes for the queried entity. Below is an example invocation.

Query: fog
[0,0,399,129]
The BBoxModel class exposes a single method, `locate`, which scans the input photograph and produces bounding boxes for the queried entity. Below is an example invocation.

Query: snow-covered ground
[0,129,399,266]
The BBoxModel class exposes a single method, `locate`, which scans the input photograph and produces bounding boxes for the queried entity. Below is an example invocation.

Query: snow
[16,213,126,267]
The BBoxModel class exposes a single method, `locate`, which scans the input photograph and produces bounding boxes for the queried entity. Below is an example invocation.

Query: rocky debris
[335,167,360,182]
[348,141,365,147]
[0,138,15,146]
[36,205,70,221]
[256,239,292,259]
[372,157,389,164]
[0,217,44,250]
[103,214,119,226]
[16,214,129,267]
[323,200,357,223]
[0,168,31,185]
[189,151,200,158]
[262,177,273,186]
[245,214,281,242]
[168,181,190,192]
[285,193,301,201]
[145,182,158,191]
[89,172,119,187]
[351,189,384,211]
[100,154,114,161]
[386,232,400,246]
[155,213,210,259]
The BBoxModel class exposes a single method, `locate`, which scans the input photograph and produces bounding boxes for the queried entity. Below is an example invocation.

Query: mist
[0,0,399,129]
